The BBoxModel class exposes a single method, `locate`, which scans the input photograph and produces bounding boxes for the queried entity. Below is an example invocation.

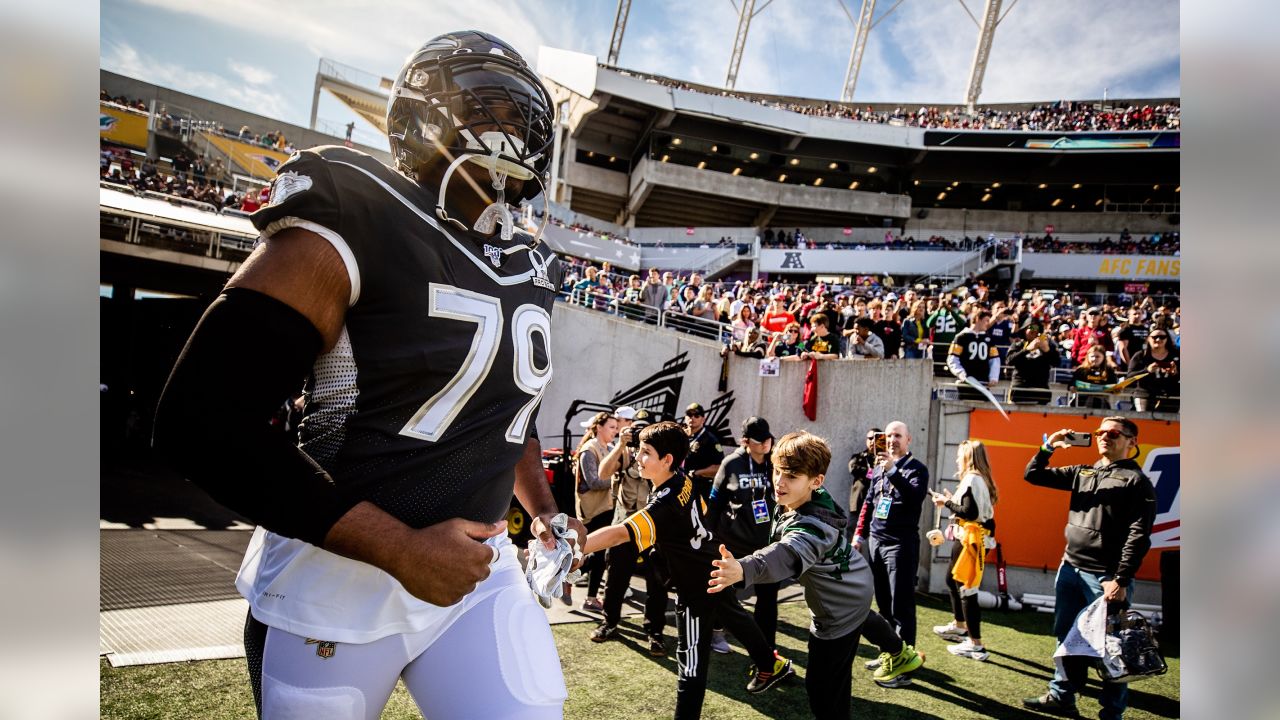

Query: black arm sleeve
[152,287,355,546]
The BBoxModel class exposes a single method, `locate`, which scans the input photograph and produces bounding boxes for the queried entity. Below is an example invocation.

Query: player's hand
[931,488,952,507]
[852,536,863,552]
[708,544,743,593]
[392,518,507,606]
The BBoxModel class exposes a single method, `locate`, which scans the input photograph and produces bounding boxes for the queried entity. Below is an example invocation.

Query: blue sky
[101,0,1179,148]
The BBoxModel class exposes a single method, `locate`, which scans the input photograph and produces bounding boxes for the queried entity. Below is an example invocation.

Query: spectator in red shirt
[1068,307,1113,366]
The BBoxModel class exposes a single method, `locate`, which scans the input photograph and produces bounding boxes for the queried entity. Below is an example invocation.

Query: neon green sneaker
[872,644,923,684]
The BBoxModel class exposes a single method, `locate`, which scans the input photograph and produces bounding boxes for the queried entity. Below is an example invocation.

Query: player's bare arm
[515,436,586,552]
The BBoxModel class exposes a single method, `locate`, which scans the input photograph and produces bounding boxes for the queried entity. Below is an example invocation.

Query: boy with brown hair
[710,431,923,719]
[583,421,791,719]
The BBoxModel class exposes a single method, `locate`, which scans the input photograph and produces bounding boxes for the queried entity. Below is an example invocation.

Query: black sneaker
[1022,693,1079,717]
[647,635,666,657]
[746,656,793,694]
[590,623,618,643]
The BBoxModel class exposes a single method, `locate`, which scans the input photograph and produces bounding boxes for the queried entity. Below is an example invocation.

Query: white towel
[524,513,583,608]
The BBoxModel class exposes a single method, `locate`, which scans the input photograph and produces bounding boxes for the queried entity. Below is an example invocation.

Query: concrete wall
[905,208,1178,235]
[536,302,934,514]
[632,158,913,219]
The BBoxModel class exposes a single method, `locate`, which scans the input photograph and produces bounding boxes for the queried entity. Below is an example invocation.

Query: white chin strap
[435,151,549,252]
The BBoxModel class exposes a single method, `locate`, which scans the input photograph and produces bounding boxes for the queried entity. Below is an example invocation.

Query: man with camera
[852,422,930,654]
[1021,418,1156,720]
[591,407,669,655]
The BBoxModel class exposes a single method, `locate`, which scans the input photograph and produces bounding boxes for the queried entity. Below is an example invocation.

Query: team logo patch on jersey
[268,171,313,206]
[528,249,555,290]
[483,243,503,267]
[305,638,337,658]
[655,487,671,499]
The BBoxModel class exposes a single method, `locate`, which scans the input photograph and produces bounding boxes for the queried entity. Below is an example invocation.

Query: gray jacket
[738,486,873,639]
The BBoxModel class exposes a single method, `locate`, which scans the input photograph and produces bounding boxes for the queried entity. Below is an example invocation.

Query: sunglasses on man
[1093,428,1132,440]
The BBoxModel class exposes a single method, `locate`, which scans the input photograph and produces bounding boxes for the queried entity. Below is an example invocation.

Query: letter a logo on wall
[781,252,805,269]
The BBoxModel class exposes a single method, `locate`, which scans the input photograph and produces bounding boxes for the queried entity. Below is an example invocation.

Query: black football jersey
[624,473,719,608]
[949,328,999,379]
[250,146,564,529]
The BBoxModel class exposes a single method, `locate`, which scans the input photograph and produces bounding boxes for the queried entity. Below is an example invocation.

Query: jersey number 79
[399,283,551,445]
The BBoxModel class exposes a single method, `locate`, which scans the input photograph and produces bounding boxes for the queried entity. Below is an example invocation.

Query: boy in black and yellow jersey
[584,421,791,719]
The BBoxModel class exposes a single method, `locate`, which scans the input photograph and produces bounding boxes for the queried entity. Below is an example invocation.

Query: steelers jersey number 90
[398,283,552,444]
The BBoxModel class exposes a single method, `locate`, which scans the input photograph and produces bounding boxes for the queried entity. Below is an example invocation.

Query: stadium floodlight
[672,137,682,145]
[1038,183,1047,189]
[829,162,838,169]
[789,158,800,165]
[937,191,947,200]
[779,173,787,182]
[868,166,877,173]
[607,0,632,66]
[733,167,743,175]
[849,180,860,189]
[1072,183,1082,189]
[814,178,824,186]
[749,151,759,160]
[697,160,707,169]
[981,193,992,202]
[661,154,670,162]
[1051,198,1062,207]
[991,181,1001,188]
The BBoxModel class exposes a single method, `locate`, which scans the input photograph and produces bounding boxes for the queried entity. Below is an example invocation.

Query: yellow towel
[950,520,990,597]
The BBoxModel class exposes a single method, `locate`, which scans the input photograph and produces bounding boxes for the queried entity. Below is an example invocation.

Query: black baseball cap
[685,403,706,417]
[742,417,773,442]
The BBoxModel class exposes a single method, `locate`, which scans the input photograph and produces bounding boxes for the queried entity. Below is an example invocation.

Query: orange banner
[969,409,1179,581]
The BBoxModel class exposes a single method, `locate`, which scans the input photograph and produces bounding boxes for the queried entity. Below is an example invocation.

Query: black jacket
[1024,449,1156,584]
[708,448,775,557]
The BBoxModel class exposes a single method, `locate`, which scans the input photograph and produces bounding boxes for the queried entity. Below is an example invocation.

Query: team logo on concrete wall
[780,252,805,269]
[560,351,735,445]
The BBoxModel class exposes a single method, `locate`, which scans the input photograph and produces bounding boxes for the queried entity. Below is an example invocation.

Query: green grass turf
[100,594,1179,719]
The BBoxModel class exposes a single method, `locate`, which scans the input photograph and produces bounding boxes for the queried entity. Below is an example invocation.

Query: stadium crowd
[612,70,1180,131]
[559,259,1180,409]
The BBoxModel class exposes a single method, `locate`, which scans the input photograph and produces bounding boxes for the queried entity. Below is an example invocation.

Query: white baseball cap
[614,405,638,421]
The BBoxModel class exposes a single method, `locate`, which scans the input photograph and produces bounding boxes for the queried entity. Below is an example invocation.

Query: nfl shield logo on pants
[305,638,337,659]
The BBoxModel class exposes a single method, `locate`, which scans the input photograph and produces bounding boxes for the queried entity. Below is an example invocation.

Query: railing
[318,58,392,93]
[1103,202,1179,215]
[911,237,1020,291]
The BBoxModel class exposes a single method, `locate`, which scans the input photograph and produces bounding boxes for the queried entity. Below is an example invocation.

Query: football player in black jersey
[947,309,1001,401]
[154,31,579,719]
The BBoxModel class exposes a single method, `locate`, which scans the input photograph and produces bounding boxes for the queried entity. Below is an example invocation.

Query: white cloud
[228,60,275,86]
[101,40,290,120]
[121,0,598,76]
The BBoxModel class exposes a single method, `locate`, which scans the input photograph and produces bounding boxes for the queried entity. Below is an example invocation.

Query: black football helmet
[387,30,555,204]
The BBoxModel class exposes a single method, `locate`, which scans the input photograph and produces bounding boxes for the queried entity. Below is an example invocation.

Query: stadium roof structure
[537,47,1179,228]
[308,58,393,135]
[307,48,1178,230]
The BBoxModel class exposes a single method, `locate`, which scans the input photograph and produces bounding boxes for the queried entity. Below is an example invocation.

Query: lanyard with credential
[746,455,770,524]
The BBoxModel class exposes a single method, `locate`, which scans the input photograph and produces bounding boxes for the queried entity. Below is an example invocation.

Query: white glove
[524,513,583,608]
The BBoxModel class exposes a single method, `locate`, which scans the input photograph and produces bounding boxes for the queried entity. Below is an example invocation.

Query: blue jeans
[1048,561,1132,720]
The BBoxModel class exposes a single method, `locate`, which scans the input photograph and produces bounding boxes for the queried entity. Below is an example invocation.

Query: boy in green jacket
[710,431,923,719]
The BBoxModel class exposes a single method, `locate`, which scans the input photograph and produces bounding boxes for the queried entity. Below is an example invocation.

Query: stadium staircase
[912,238,1021,292]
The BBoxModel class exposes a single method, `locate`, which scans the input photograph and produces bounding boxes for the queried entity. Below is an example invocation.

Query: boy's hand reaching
[708,544,743,593]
